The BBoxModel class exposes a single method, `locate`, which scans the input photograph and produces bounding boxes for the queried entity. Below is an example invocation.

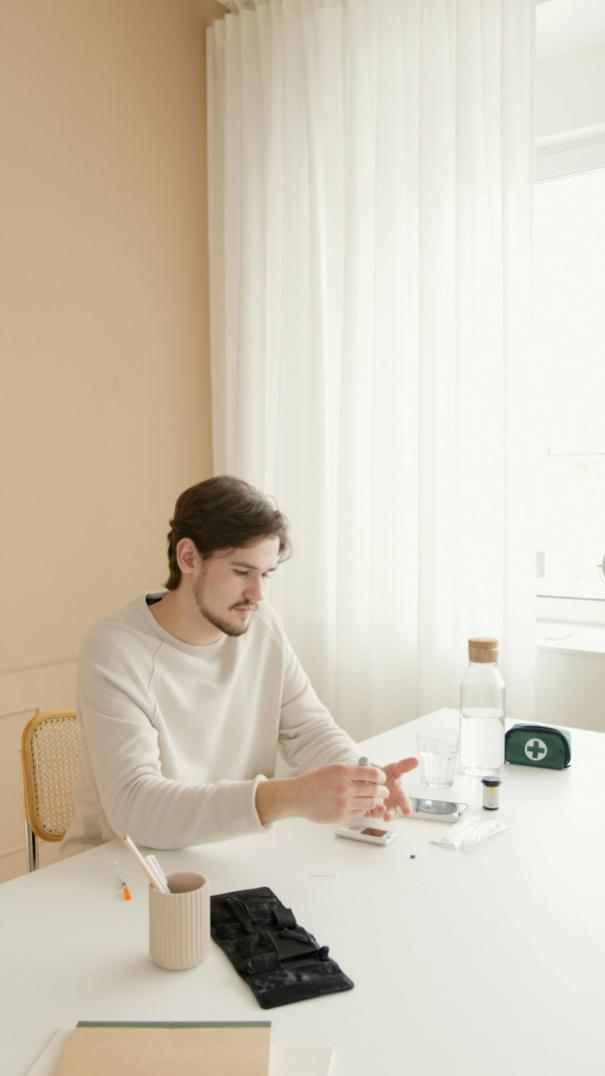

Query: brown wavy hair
[164,475,291,590]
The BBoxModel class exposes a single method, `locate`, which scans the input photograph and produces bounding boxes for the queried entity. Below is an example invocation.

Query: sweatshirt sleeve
[75,627,270,850]
[276,633,359,771]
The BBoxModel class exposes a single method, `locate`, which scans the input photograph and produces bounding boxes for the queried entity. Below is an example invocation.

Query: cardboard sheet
[55,1021,271,1076]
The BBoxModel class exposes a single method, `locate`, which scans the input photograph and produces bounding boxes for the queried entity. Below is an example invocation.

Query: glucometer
[336,820,396,846]
[408,797,468,822]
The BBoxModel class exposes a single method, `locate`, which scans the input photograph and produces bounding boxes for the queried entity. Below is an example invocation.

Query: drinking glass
[416,729,458,789]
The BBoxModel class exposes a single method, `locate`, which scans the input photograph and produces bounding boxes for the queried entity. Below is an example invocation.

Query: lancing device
[358,756,383,808]
[335,754,394,844]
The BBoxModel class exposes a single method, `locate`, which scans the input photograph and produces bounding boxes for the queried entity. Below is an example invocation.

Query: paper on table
[26,1028,335,1076]
[270,1042,335,1075]
[23,1030,69,1076]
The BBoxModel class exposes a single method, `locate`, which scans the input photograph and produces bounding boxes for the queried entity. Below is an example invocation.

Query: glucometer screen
[417,799,458,815]
[361,827,388,838]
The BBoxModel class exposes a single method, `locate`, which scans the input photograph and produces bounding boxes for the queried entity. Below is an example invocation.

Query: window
[534,161,605,624]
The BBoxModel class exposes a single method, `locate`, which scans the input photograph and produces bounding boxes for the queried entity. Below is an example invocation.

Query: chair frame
[20,709,78,871]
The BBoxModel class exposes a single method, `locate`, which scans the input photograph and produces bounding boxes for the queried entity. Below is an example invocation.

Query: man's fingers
[388,784,413,816]
[352,765,387,784]
[352,785,388,806]
[391,756,419,776]
[389,759,416,815]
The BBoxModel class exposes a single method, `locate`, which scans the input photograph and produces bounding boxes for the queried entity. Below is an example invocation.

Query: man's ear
[175,538,200,577]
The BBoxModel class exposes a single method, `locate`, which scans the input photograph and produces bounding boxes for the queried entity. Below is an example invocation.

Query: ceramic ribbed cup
[149,872,209,971]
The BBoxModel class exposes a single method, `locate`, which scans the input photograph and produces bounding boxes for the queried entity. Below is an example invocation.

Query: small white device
[336,820,396,846]
[409,797,468,823]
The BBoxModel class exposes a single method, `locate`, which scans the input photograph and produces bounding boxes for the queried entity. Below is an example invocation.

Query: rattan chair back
[20,710,79,870]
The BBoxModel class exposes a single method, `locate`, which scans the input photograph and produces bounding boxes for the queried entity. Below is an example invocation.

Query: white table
[1,710,604,1076]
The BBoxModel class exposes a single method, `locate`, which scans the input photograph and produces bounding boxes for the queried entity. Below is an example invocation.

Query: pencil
[121,835,171,894]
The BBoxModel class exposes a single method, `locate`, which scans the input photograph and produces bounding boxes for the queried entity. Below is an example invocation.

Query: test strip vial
[481,778,501,811]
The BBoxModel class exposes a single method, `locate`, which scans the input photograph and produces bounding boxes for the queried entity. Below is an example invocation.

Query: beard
[198,605,250,637]
[193,577,254,638]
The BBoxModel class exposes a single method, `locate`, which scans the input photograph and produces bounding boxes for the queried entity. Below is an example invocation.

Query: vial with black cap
[481,777,501,811]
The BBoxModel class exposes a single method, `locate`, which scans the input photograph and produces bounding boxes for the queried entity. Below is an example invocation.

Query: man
[62,476,417,855]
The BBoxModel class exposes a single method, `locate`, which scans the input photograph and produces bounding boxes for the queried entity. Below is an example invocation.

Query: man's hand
[363,757,419,820]
[256,763,389,825]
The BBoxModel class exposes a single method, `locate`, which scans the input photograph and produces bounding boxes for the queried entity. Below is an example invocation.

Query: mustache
[230,602,258,611]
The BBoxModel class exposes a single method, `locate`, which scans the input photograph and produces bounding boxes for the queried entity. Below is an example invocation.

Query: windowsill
[537,595,605,627]
[537,621,605,656]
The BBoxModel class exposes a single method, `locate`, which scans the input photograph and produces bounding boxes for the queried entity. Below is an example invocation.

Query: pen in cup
[113,859,132,902]
[146,854,170,893]
[122,835,171,894]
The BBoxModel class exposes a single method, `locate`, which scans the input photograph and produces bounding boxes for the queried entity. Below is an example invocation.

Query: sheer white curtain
[207,0,535,740]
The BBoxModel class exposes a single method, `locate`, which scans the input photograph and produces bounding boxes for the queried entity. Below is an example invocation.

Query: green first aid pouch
[505,724,572,770]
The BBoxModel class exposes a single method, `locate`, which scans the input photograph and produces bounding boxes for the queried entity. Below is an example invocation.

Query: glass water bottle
[460,637,505,777]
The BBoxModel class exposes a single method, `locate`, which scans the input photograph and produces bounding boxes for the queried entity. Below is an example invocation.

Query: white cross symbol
[525,738,548,762]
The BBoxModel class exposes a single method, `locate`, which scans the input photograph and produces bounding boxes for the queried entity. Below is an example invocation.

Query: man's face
[192,536,280,637]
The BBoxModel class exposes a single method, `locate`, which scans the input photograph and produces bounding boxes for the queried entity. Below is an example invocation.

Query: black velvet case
[210,886,354,1009]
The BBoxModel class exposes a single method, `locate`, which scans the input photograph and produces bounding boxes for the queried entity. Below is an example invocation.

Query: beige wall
[0,0,224,881]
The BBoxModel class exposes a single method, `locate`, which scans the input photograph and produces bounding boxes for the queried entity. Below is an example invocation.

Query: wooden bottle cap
[468,637,498,663]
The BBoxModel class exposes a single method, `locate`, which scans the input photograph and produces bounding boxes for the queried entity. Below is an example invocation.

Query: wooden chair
[20,710,80,871]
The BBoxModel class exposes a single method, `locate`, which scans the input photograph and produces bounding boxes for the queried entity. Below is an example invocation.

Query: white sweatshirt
[61,594,358,855]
